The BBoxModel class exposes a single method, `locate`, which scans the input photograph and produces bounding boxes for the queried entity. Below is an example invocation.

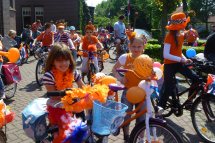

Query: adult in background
[114,15,126,57]
[32,20,42,39]
[1,30,17,51]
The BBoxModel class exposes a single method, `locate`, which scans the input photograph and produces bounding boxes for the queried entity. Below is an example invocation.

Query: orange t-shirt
[164,33,184,64]
[185,29,198,43]
[37,31,53,47]
[81,36,99,57]
[123,53,142,88]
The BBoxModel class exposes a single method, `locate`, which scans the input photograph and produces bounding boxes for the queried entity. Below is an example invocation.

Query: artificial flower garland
[52,67,74,90]
[61,84,109,112]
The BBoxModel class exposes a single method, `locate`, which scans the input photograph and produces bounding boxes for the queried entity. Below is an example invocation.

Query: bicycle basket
[22,98,48,141]
[92,100,128,135]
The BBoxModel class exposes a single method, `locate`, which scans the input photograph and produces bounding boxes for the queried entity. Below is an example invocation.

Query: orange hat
[85,24,95,31]
[166,12,190,30]
[57,23,65,29]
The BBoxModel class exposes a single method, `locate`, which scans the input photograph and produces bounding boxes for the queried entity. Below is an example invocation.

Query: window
[35,7,44,23]
[22,7,31,28]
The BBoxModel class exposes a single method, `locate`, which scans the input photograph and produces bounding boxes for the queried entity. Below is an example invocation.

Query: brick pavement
[3,57,204,143]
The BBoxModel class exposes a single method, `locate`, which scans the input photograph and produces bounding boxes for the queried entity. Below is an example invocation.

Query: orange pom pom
[88,44,97,52]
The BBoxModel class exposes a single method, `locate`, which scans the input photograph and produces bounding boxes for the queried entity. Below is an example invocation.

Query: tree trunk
[182,0,188,12]
[160,2,168,61]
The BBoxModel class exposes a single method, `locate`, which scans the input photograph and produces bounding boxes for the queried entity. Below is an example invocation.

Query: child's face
[129,39,144,57]
[86,30,93,36]
[54,58,70,72]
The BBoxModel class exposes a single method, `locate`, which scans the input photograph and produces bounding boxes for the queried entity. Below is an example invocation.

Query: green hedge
[147,39,206,46]
[144,44,204,62]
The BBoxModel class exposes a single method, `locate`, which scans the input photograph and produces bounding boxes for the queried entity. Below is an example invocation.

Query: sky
[86,0,106,7]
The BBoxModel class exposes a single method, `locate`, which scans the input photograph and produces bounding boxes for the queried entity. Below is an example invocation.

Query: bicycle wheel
[4,83,17,99]
[108,45,117,60]
[0,129,6,143]
[130,119,183,143]
[35,60,45,86]
[191,95,215,143]
[87,63,96,85]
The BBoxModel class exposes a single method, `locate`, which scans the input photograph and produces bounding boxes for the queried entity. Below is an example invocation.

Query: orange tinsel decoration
[61,84,109,112]
[52,67,74,90]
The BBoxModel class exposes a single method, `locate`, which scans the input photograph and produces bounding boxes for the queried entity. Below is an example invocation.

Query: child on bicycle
[112,33,146,142]
[158,12,199,110]
[42,43,85,143]
[80,24,104,80]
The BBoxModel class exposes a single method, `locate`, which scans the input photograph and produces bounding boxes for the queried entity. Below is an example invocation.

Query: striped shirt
[54,32,70,45]
[42,70,81,85]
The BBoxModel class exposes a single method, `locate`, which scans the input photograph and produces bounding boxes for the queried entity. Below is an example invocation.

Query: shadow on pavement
[4,99,15,105]
[165,118,201,143]
[19,81,43,92]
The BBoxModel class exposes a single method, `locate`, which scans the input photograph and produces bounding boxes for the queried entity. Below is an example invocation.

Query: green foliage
[147,39,159,45]
[151,29,161,40]
[144,44,205,62]
[80,0,91,34]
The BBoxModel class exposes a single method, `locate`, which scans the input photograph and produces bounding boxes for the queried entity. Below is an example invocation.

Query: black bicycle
[161,61,215,143]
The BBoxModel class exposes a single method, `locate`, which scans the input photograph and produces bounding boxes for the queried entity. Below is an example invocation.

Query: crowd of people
[0,13,215,143]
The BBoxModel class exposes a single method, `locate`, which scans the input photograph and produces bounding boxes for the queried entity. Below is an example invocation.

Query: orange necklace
[52,67,74,90]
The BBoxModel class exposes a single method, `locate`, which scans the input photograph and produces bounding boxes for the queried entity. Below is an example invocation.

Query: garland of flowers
[61,84,109,112]
[52,67,74,90]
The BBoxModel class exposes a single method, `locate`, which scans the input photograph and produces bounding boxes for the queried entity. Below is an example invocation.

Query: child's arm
[77,79,85,88]
[44,85,56,92]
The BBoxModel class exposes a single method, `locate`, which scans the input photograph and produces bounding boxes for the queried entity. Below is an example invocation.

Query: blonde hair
[130,34,147,45]
[8,30,16,37]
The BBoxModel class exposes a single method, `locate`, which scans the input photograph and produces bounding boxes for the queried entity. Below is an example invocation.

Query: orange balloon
[133,54,153,79]
[126,86,146,104]
[99,76,117,85]
[0,48,20,63]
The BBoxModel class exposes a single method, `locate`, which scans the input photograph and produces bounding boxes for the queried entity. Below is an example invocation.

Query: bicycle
[108,37,129,60]
[35,48,49,86]
[82,50,106,85]
[161,60,215,143]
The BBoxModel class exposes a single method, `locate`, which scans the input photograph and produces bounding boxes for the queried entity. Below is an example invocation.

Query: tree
[80,0,91,34]
[190,0,215,31]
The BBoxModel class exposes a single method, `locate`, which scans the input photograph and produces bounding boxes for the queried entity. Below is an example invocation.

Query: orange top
[37,31,53,47]
[81,36,99,57]
[0,41,3,62]
[185,29,198,43]
[124,53,142,88]
[164,32,184,64]
[126,29,133,39]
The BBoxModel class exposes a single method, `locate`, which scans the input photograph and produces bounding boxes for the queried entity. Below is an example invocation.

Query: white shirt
[51,24,56,32]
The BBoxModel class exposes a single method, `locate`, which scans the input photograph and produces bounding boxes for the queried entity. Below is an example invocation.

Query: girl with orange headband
[158,13,199,110]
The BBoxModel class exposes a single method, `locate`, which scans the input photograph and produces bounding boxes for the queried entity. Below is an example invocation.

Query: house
[15,0,80,34]
[0,0,16,36]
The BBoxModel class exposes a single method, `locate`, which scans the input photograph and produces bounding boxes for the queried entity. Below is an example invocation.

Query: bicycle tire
[108,46,117,60]
[0,129,6,143]
[129,119,183,143]
[87,63,96,85]
[35,60,44,86]
[4,83,17,99]
[191,95,215,143]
